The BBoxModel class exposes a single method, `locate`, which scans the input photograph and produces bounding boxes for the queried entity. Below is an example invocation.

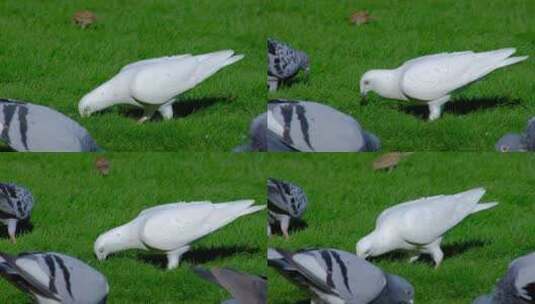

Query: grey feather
[0,183,34,220]
[496,117,535,152]
[268,248,414,304]
[233,112,296,152]
[194,266,266,304]
[474,252,535,304]
[0,99,101,152]
[267,100,381,152]
[0,251,109,304]
[267,178,307,218]
[268,38,309,80]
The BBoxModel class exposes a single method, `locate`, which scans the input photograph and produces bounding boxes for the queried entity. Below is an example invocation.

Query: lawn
[266,0,535,151]
[265,153,535,304]
[0,153,266,303]
[0,0,265,151]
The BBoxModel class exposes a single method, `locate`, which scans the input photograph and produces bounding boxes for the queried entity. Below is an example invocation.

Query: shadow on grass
[369,239,490,266]
[120,95,235,121]
[0,220,34,241]
[399,96,523,120]
[0,145,14,152]
[138,245,259,269]
[269,219,309,238]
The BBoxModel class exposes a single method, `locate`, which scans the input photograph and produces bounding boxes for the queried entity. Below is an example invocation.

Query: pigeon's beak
[96,253,107,261]
[360,91,368,105]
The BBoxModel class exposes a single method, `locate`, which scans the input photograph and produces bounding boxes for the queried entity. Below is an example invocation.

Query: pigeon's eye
[98,248,104,253]
[500,145,509,152]
[364,80,370,85]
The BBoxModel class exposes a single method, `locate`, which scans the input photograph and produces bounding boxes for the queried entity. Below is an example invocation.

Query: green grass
[265,153,535,304]
[0,153,266,303]
[0,0,265,151]
[266,0,535,151]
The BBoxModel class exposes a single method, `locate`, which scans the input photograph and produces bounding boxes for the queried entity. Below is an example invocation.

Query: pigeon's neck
[371,274,396,304]
[81,76,138,112]
[372,69,408,101]
[106,223,145,253]
[372,229,400,256]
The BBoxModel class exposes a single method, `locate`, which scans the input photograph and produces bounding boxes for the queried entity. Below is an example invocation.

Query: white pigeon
[359,48,528,120]
[79,50,244,123]
[94,200,264,270]
[356,187,498,268]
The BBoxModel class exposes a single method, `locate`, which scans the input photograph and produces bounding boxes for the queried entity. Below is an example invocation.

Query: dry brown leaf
[349,10,373,26]
[373,152,413,171]
[95,157,110,176]
[73,10,96,29]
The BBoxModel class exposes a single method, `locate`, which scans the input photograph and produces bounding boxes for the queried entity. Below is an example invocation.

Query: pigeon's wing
[267,178,307,217]
[140,203,216,251]
[0,100,99,152]
[289,249,386,303]
[0,184,33,219]
[511,253,535,301]
[138,201,211,217]
[267,101,365,152]
[129,56,199,104]
[120,54,192,72]
[195,267,267,304]
[268,39,302,79]
[0,252,61,301]
[401,49,521,100]
[130,50,241,105]
[377,188,486,244]
[400,51,479,100]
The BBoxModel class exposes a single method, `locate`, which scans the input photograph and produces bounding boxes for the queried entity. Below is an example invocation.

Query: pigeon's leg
[280,216,291,240]
[409,254,421,263]
[7,219,17,244]
[137,105,159,124]
[166,245,191,270]
[268,76,279,92]
[427,95,451,121]
[158,102,174,120]
[423,238,444,268]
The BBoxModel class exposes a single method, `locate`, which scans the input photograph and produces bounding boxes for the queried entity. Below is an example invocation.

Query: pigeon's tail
[192,50,244,84]
[496,55,529,69]
[471,202,498,214]
[475,48,528,71]
[211,200,264,222]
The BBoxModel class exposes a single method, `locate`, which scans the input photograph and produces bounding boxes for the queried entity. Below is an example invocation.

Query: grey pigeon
[0,183,34,243]
[268,38,309,91]
[0,251,109,304]
[267,178,308,239]
[267,100,380,152]
[473,252,535,304]
[0,99,101,152]
[194,266,267,304]
[268,248,414,304]
[496,117,535,152]
[233,112,297,152]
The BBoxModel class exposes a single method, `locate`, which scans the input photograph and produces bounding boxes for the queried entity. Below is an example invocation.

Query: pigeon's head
[94,231,117,261]
[385,274,415,304]
[359,69,399,101]
[299,52,310,74]
[78,81,120,117]
[356,235,375,259]
[495,133,526,152]
[79,92,101,118]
